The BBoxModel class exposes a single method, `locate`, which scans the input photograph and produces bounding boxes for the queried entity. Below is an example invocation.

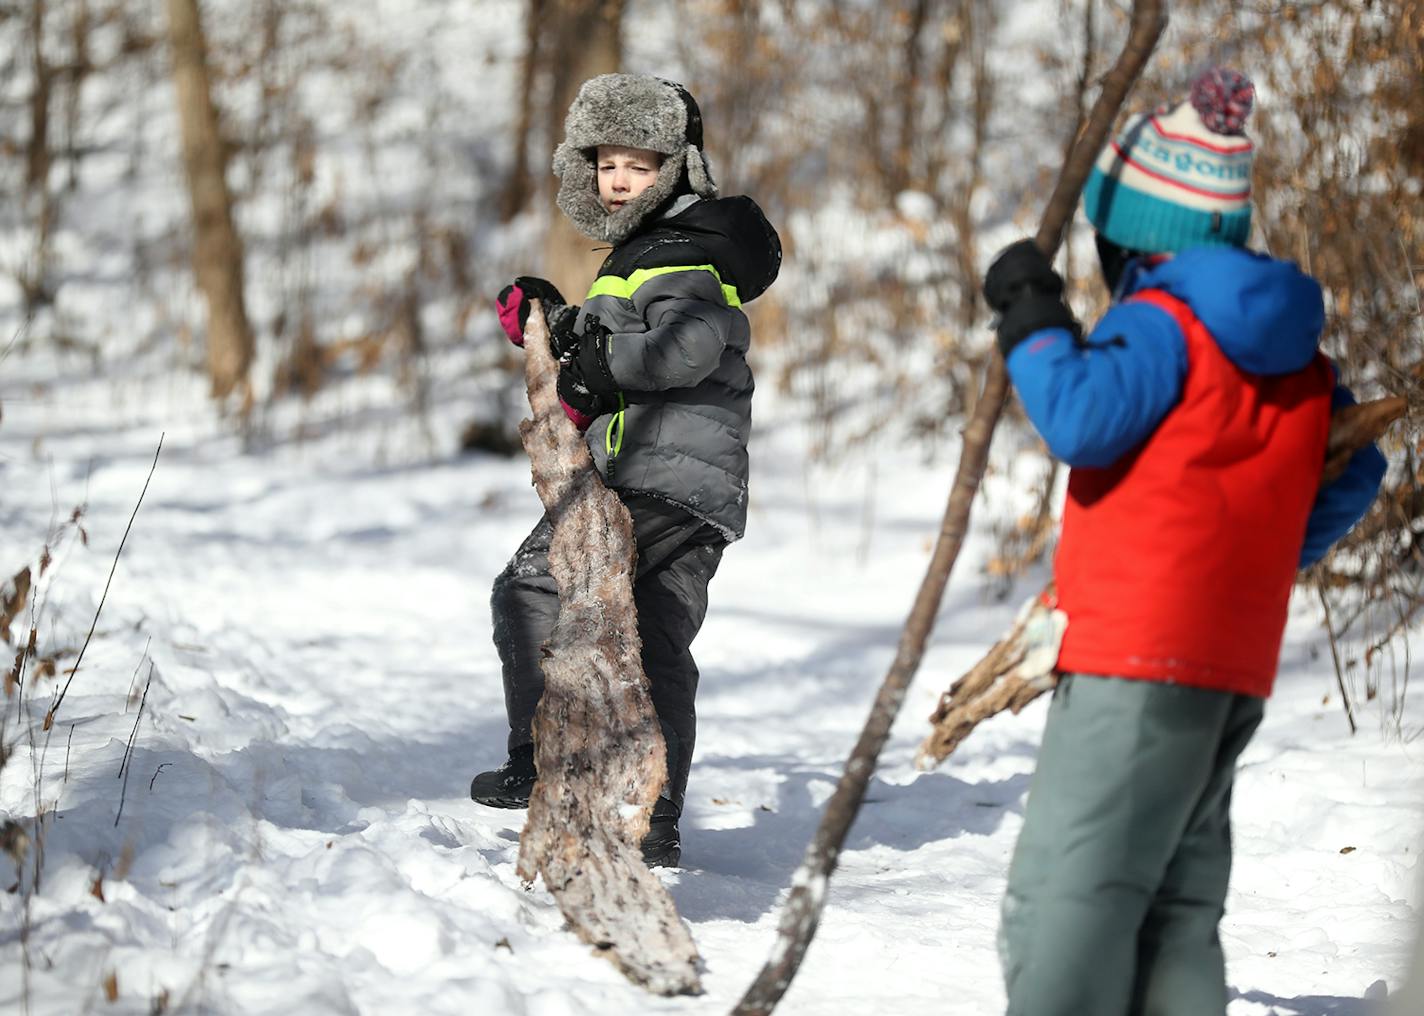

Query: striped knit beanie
[1082,67,1255,253]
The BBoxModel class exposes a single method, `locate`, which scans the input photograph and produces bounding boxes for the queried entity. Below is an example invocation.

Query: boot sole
[643,846,681,869]
[470,793,530,809]
[469,781,534,809]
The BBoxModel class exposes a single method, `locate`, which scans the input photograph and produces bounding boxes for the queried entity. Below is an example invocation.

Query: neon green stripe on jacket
[605,394,626,458]
[585,264,742,308]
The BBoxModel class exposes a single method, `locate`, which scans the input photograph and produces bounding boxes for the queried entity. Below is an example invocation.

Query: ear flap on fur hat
[552,140,607,241]
[551,74,719,243]
[684,143,717,200]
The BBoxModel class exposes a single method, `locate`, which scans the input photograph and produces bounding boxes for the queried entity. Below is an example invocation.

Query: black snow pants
[490,491,725,812]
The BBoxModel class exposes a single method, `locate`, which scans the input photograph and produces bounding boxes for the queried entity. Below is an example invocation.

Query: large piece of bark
[512,302,701,996]
[918,395,1409,770]
[729,7,1171,1015]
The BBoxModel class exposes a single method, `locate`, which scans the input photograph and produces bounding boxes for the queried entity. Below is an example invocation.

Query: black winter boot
[470,744,536,808]
[641,797,681,868]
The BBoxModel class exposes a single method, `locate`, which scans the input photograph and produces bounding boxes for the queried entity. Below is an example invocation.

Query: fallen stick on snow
[916,394,1409,770]
[512,301,701,996]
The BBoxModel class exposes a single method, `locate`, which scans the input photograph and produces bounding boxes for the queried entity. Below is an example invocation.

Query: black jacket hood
[601,196,782,304]
[663,196,782,303]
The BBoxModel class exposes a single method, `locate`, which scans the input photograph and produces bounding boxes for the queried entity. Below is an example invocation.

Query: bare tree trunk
[63,0,92,193]
[730,5,1169,1014]
[1060,0,1097,288]
[919,395,1410,768]
[19,0,56,317]
[543,0,624,300]
[950,0,993,349]
[499,0,547,221]
[697,0,763,191]
[165,0,255,405]
[891,0,931,195]
[923,1,968,194]
[513,303,701,997]
[27,0,52,194]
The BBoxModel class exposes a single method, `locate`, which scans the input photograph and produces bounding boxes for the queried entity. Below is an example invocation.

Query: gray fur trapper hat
[553,74,718,244]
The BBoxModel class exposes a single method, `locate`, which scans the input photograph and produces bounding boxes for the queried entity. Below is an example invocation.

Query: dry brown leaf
[4,647,22,697]
[0,567,30,644]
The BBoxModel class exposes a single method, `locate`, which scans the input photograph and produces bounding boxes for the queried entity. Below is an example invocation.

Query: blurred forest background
[0,0,1421,729]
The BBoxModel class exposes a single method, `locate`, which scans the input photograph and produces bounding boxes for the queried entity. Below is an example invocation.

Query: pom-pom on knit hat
[553,74,717,244]
[1082,66,1256,254]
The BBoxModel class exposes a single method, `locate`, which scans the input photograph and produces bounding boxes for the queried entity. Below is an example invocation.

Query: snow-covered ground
[0,359,1418,1016]
[0,2,1419,1009]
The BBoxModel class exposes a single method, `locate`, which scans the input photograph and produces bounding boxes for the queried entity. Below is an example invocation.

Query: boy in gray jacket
[472,74,781,867]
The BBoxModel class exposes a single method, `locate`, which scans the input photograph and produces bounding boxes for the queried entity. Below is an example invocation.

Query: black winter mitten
[567,316,621,398]
[556,316,620,421]
[544,301,582,359]
[982,240,1081,358]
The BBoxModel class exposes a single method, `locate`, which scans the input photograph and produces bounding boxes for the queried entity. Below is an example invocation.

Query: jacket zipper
[604,394,626,481]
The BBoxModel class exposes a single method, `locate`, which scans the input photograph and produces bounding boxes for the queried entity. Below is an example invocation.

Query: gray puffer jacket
[574,194,781,541]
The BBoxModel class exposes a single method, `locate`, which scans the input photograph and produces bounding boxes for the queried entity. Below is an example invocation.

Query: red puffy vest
[1054,289,1334,698]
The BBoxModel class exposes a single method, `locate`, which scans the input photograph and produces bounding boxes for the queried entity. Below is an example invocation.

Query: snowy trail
[0,378,1419,1015]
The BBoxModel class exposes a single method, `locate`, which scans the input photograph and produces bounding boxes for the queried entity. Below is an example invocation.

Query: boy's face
[596,145,664,213]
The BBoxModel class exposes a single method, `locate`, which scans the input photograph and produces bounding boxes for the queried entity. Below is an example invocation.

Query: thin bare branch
[46,434,163,730]
[114,661,153,827]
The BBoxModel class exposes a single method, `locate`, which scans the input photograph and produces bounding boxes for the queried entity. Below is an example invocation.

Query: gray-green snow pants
[1000,673,1265,1016]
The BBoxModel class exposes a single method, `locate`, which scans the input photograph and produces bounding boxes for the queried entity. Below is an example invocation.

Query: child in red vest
[982,68,1386,1015]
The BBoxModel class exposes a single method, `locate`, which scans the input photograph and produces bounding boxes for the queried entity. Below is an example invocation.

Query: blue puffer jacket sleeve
[1004,299,1189,468]
[1299,383,1388,567]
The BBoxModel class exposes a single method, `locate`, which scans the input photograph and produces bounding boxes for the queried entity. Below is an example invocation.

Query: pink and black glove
[495,276,576,350]
[556,315,620,430]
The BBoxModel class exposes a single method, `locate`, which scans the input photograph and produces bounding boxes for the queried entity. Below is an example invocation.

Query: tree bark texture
[499,0,546,222]
[27,0,52,194]
[512,302,701,997]
[20,0,57,315]
[891,0,930,196]
[918,395,1409,769]
[730,4,1169,1014]
[165,0,255,403]
[543,0,625,300]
